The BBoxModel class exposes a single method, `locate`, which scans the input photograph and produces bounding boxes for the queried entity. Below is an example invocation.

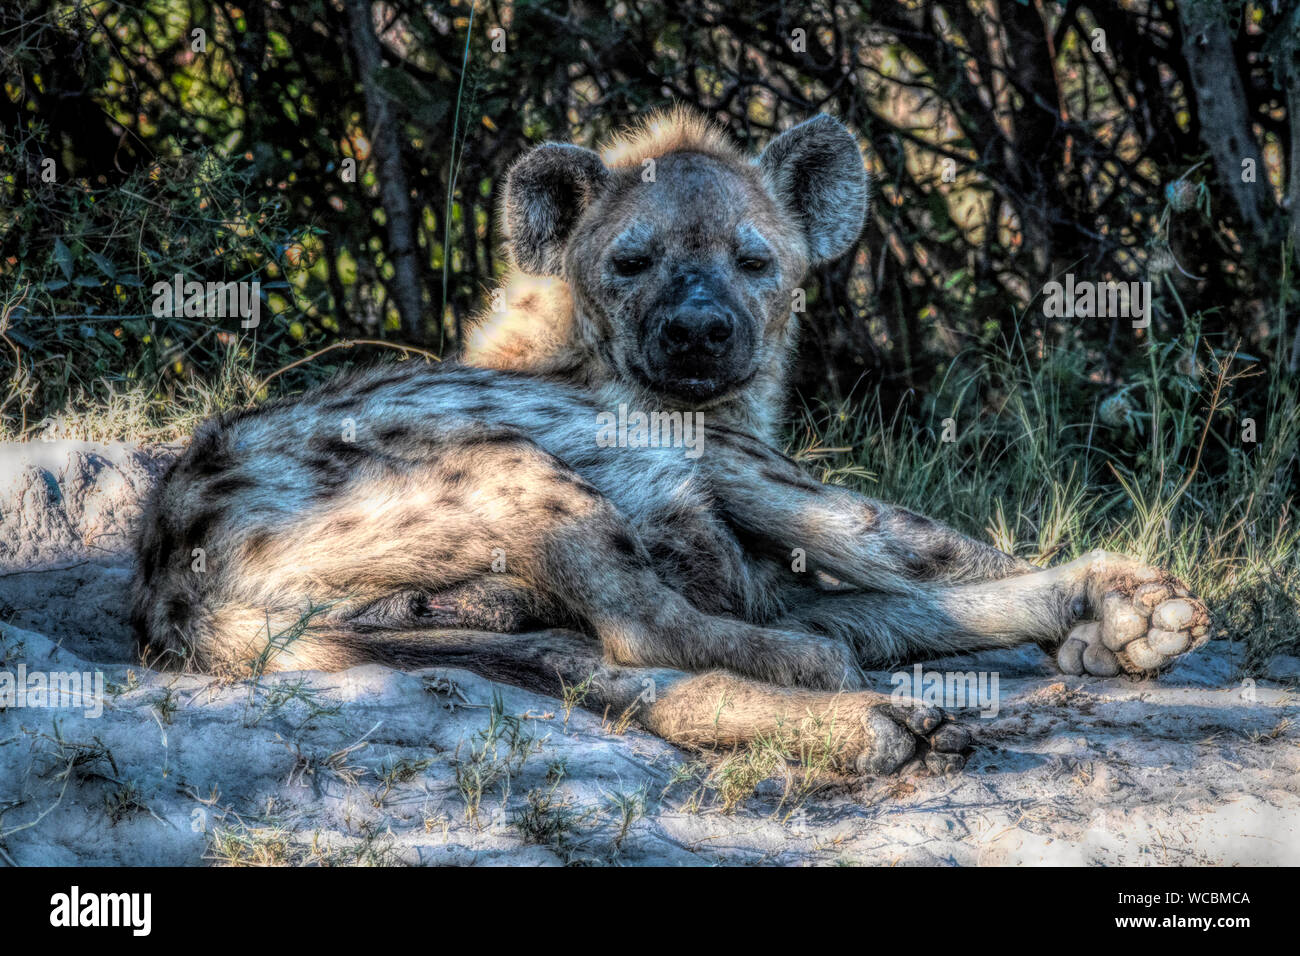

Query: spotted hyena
[132,111,1209,774]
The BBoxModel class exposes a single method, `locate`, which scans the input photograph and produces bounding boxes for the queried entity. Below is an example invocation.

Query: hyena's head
[499,109,869,408]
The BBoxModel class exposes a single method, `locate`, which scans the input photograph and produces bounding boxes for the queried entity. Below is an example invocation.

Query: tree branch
[344,0,426,343]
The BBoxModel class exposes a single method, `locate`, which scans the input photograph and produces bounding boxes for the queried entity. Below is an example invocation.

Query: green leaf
[53,238,75,281]
[94,327,125,354]
[88,252,118,279]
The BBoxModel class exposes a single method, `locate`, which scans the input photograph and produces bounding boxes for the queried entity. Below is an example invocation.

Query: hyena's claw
[849,702,972,776]
[885,700,943,734]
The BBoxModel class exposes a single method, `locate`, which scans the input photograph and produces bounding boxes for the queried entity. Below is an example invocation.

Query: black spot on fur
[152,533,177,575]
[311,435,369,464]
[207,475,253,496]
[305,455,352,487]
[892,546,932,578]
[139,541,159,581]
[244,531,274,562]
[927,538,962,567]
[891,509,935,530]
[182,508,222,550]
[187,450,232,479]
[166,597,188,627]
[177,424,236,479]
[706,425,787,463]
[185,426,219,460]
[463,430,526,448]
[609,529,641,559]
[760,467,815,491]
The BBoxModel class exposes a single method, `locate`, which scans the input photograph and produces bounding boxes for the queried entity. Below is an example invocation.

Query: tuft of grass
[451,691,542,823]
[372,755,435,807]
[243,675,342,731]
[510,783,595,857]
[240,601,337,685]
[694,727,839,816]
[673,701,859,815]
[283,724,377,797]
[30,722,119,786]
[557,671,595,732]
[102,780,149,826]
[207,824,293,867]
[604,785,647,856]
[153,688,178,725]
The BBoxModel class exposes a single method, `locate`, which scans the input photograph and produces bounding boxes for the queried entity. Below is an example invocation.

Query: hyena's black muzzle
[641,273,755,401]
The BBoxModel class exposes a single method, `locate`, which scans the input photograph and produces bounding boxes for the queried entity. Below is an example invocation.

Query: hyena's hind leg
[377,627,971,775]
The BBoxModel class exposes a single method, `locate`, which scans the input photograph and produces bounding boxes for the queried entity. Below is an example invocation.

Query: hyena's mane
[597,107,746,169]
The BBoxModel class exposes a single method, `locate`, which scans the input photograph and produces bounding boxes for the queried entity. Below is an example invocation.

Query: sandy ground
[1,440,1297,865]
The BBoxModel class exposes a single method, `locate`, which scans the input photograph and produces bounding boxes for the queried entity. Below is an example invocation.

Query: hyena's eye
[738,255,771,273]
[612,254,651,276]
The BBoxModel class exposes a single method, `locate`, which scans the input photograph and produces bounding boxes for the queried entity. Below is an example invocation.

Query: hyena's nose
[661,307,736,358]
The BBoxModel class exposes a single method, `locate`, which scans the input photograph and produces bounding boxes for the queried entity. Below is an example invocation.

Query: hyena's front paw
[847,700,972,776]
[1056,559,1210,676]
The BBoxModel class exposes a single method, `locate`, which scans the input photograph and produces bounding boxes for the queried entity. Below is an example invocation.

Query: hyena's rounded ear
[503,143,610,276]
[757,115,870,265]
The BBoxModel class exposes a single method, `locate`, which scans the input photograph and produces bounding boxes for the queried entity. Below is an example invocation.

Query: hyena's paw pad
[848,702,972,776]
[1056,582,1210,677]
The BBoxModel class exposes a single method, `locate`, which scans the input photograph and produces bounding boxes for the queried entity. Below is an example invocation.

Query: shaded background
[4,0,1299,416]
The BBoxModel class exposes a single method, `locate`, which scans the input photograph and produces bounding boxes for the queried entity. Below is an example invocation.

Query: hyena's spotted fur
[133,111,1210,774]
